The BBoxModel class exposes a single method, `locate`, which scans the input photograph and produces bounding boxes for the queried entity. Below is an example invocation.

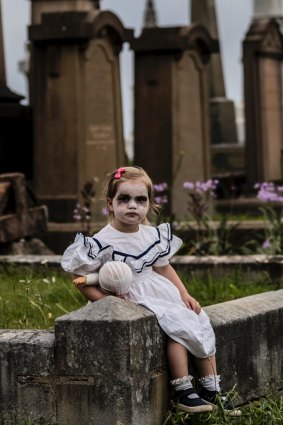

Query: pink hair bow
[114,167,126,179]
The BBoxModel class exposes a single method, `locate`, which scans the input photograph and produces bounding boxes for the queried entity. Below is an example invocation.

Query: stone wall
[1,290,283,424]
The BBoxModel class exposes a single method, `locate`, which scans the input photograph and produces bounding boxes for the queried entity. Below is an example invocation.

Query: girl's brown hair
[104,166,160,224]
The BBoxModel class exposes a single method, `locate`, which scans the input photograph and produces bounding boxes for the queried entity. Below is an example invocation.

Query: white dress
[61,223,216,358]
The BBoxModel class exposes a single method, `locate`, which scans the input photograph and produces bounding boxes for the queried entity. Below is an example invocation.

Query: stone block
[205,289,283,399]
[0,330,55,422]
[55,297,168,425]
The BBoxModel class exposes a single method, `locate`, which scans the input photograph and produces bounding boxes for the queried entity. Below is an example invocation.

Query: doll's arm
[72,273,107,302]
[153,263,201,314]
[73,273,99,287]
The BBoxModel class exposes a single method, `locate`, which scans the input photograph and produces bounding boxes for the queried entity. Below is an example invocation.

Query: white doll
[73,261,132,296]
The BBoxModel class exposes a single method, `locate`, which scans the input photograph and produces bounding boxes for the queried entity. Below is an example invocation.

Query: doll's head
[99,261,132,295]
[104,166,160,224]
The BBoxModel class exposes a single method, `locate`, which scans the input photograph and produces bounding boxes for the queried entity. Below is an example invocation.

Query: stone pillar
[55,298,168,425]
[191,0,238,145]
[129,25,217,218]
[243,19,283,186]
[29,0,127,222]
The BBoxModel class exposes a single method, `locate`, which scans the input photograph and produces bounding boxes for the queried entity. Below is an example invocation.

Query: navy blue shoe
[172,388,213,413]
[199,387,242,416]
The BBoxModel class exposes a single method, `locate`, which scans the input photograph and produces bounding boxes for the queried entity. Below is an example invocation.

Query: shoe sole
[173,401,213,413]
[204,401,242,416]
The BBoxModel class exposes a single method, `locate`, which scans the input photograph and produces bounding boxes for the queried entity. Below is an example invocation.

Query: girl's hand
[73,276,87,286]
[181,292,201,314]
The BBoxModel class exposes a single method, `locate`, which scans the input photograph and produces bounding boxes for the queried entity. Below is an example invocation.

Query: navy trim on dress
[80,224,175,272]
[81,234,112,260]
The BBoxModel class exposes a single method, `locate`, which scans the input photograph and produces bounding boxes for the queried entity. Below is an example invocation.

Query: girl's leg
[195,355,241,416]
[167,338,213,413]
[167,337,189,378]
[194,355,221,392]
[194,355,218,378]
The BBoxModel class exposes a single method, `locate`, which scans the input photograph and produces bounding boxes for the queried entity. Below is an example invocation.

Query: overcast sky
[1,0,254,143]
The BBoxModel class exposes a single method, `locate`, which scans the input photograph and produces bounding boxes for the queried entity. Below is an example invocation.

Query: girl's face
[107,180,150,232]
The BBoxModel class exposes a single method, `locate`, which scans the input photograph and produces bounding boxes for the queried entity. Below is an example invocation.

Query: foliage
[0,264,85,329]
[178,180,243,255]
[164,391,283,425]
[255,182,283,255]
[73,177,99,235]
[179,269,282,307]
[0,265,282,329]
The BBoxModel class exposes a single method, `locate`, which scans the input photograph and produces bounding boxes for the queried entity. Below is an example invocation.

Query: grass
[164,392,283,425]
[0,264,86,329]
[180,269,283,307]
[0,264,282,329]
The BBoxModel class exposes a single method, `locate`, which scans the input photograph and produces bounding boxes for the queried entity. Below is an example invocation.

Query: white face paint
[108,181,150,232]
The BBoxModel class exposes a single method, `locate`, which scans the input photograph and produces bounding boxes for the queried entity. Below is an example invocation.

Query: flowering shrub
[183,179,218,225]
[73,177,98,235]
[255,182,283,254]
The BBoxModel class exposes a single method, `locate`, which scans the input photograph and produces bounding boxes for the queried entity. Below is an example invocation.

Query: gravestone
[29,0,128,222]
[129,25,218,217]
[191,0,238,146]
[243,18,283,186]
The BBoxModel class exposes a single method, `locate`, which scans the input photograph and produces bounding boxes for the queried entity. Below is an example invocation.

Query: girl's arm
[153,264,201,314]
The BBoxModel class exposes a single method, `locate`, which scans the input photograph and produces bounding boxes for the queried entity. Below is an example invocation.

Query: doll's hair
[104,166,160,224]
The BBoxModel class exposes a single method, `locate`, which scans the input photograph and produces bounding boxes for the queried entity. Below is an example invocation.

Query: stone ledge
[1,291,283,423]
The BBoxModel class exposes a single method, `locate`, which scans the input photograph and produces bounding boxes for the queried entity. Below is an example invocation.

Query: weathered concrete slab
[206,290,283,400]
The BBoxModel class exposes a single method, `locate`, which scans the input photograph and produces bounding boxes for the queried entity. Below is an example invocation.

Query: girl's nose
[128,199,137,208]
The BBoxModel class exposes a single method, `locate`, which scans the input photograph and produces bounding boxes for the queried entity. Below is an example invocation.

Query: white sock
[199,375,221,392]
[170,375,198,398]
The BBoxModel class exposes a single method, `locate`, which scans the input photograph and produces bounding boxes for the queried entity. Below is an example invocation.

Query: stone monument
[191,0,238,146]
[129,25,218,217]
[243,18,283,186]
[29,0,128,222]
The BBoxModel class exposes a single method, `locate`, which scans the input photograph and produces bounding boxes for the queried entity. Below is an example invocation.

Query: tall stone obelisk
[191,0,238,145]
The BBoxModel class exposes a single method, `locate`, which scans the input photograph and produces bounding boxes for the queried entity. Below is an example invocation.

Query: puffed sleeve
[61,233,113,275]
[153,223,182,267]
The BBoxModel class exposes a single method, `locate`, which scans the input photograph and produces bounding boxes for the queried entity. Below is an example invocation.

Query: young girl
[61,166,240,415]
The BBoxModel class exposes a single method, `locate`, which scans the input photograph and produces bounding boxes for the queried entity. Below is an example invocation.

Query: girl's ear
[107,198,113,212]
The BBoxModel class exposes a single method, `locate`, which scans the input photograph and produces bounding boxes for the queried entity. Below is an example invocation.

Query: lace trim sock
[199,375,221,392]
[170,375,198,398]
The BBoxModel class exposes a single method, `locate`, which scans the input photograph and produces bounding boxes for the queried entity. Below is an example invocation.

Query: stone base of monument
[0,173,51,254]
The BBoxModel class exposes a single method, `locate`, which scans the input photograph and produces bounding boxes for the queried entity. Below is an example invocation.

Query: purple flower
[262,239,271,249]
[154,182,168,192]
[256,182,283,203]
[101,207,109,217]
[155,196,168,205]
[183,179,218,193]
[183,182,195,190]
